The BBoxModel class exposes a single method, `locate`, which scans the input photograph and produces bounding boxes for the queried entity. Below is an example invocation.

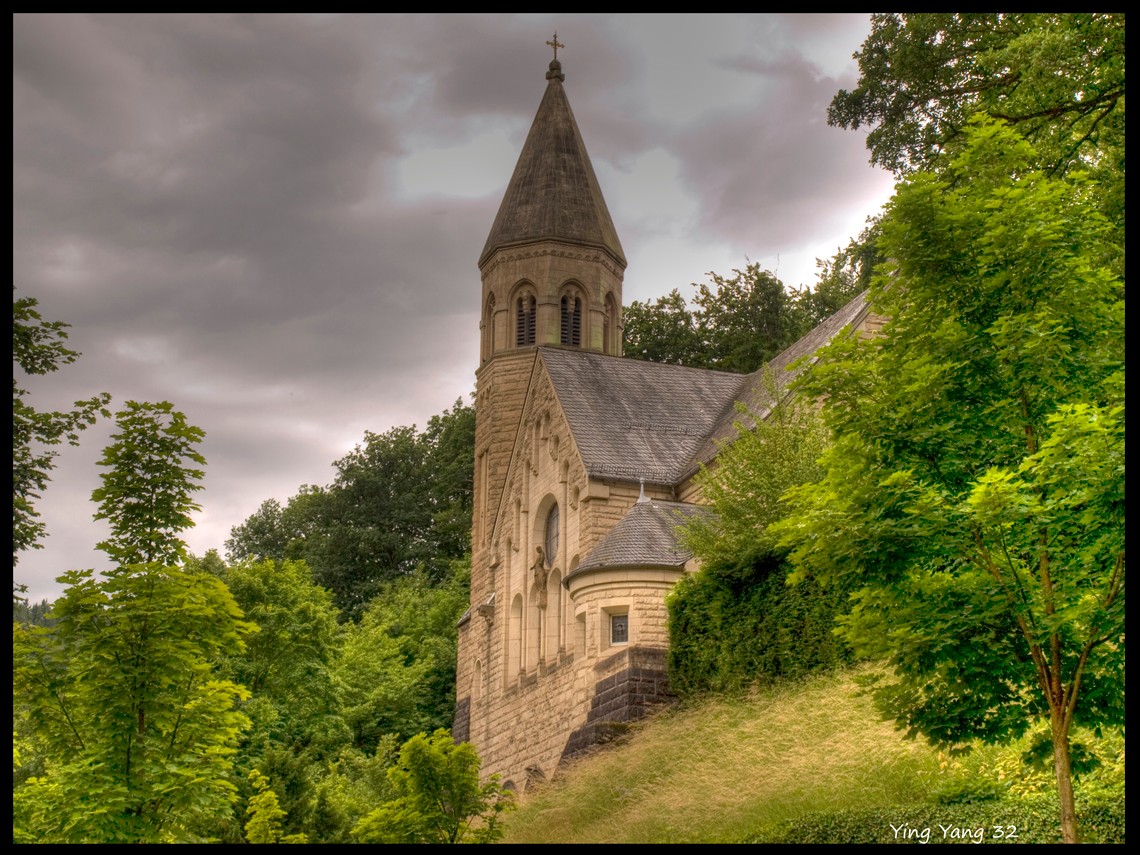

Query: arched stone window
[484,293,496,358]
[604,292,618,355]
[516,293,536,346]
[544,503,559,566]
[560,294,582,346]
[545,568,562,655]
[509,594,523,677]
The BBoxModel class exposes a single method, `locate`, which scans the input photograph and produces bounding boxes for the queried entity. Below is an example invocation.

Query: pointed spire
[479,52,625,269]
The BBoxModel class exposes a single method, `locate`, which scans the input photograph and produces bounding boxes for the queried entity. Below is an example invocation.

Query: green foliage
[801,221,883,329]
[226,398,474,616]
[12,596,56,627]
[307,739,400,844]
[216,558,346,754]
[200,556,349,841]
[335,565,469,751]
[772,118,1124,842]
[669,393,853,694]
[13,564,254,842]
[667,553,854,696]
[683,391,832,568]
[624,265,804,373]
[421,398,477,560]
[13,402,255,842]
[745,793,1126,844]
[299,424,430,609]
[621,288,703,366]
[92,401,206,567]
[690,265,810,373]
[353,729,513,844]
[624,263,867,374]
[12,292,111,562]
[196,558,467,841]
[224,498,289,563]
[830,14,1125,179]
[245,769,307,844]
[830,14,1125,273]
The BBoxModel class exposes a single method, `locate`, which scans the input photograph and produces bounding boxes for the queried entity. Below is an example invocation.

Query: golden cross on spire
[546,32,564,61]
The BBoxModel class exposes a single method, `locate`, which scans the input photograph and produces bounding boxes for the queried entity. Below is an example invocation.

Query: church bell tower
[470,43,627,588]
[477,45,626,362]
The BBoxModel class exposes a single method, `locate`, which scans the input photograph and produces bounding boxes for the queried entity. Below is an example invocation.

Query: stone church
[453,53,877,788]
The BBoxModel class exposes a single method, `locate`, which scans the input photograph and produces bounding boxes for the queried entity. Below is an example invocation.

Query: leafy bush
[667,552,854,695]
[352,730,513,844]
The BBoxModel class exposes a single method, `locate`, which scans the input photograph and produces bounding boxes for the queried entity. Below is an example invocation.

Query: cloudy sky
[14,13,896,602]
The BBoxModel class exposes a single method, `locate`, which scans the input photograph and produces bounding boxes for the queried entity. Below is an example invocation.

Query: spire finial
[637,478,648,504]
[546,32,564,61]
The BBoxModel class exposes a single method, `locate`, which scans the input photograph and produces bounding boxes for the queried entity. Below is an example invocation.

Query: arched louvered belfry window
[560,295,582,346]
[544,503,559,567]
[516,294,536,346]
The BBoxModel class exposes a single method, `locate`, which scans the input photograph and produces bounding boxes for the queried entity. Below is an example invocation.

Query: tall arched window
[516,294,536,346]
[544,503,559,566]
[560,295,582,346]
[484,294,496,358]
[604,292,618,355]
[509,594,523,677]
[546,569,562,655]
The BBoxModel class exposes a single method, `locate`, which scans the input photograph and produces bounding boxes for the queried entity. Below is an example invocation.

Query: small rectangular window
[610,613,628,645]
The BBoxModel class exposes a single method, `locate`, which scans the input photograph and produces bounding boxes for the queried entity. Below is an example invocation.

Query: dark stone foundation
[560,645,674,764]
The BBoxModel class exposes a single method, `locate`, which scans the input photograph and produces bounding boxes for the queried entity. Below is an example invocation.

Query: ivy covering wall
[666,552,854,697]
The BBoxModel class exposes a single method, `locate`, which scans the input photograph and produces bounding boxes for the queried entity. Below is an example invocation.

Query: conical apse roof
[479,59,626,268]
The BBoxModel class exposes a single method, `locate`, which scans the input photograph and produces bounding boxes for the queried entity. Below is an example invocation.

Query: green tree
[225,498,289,563]
[12,596,57,627]
[13,403,254,843]
[830,14,1125,178]
[245,769,307,844]
[307,738,400,844]
[226,399,475,616]
[13,567,254,842]
[206,556,349,842]
[624,264,862,375]
[682,389,831,572]
[772,119,1124,844]
[692,264,808,373]
[217,558,343,735]
[421,398,476,561]
[622,289,705,366]
[12,292,111,562]
[91,401,206,567]
[352,729,513,844]
[797,222,883,331]
[335,567,468,752]
[304,425,433,611]
[830,13,1124,270]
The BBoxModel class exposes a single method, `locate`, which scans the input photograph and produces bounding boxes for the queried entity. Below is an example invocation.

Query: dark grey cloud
[13,13,894,602]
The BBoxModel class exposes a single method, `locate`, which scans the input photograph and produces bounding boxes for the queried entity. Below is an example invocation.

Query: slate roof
[540,347,749,484]
[479,59,625,268]
[571,499,708,577]
[685,290,872,476]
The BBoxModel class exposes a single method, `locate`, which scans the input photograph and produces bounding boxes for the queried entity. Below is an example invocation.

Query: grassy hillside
[499,666,1124,844]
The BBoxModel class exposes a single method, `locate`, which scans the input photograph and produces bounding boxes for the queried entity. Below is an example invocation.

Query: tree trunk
[1051,715,1079,843]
